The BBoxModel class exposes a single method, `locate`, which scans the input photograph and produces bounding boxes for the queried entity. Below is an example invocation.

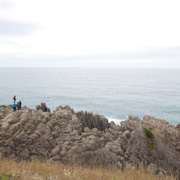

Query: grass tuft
[148,143,156,150]
[144,128,155,139]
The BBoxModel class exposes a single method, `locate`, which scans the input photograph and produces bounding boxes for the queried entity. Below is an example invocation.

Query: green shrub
[148,143,156,150]
[144,128,154,139]
[95,160,99,165]
[1,173,12,180]
[1,173,21,180]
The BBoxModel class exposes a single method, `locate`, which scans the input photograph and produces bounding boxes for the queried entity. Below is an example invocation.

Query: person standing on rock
[19,100,22,110]
[13,103,17,111]
[17,101,22,110]
[13,96,16,103]
[17,102,20,110]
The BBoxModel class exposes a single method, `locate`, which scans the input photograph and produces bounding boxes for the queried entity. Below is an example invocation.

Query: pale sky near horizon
[0,0,180,67]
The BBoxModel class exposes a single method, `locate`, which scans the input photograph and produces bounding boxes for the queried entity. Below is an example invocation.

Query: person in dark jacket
[17,102,20,110]
[13,103,16,111]
[17,101,22,110]
[13,96,16,103]
[19,100,22,110]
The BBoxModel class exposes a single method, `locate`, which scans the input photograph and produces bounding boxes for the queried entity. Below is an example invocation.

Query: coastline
[0,103,179,178]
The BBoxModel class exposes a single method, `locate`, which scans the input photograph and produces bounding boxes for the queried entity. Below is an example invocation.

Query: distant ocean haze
[0,67,180,126]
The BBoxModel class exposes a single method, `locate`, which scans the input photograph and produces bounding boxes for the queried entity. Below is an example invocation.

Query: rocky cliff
[0,104,179,177]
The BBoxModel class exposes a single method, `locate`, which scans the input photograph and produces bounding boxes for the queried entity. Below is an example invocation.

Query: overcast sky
[0,0,180,67]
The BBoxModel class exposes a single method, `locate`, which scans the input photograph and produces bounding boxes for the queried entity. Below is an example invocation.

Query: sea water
[0,68,179,126]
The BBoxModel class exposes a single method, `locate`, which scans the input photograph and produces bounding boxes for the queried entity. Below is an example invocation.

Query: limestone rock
[76,111,109,131]
[0,105,179,177]
[36,103,50,112]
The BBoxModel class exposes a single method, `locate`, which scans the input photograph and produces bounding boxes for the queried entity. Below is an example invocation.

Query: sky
[0,0,180,67]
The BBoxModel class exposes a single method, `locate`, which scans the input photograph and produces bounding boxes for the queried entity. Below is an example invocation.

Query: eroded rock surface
[0,105,179,177]
[36,103,50,112]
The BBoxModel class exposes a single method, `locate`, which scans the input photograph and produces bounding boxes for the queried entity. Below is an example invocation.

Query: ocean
[0,68,179,126]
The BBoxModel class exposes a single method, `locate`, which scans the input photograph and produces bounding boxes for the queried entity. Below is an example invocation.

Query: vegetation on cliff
[0,155,177,180]
[144,128,154,139]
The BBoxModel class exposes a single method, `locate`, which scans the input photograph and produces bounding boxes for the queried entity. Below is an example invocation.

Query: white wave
[107,117,126,125]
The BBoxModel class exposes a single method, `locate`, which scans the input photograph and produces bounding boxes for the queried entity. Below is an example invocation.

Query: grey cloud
[0,1,13,9]
[0,19,38,36]
[1,47,180,61]
[0,47,180,67]
[42,47,180,61]
[136,47,180,60]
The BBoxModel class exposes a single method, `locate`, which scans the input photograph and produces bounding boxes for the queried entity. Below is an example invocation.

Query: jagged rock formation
[36,103,50,112]
[0,104,179,177]
[76,111,109,131]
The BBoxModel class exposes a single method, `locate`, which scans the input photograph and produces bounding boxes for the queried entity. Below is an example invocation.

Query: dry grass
[0,155,177,180]
[151,128,164,138]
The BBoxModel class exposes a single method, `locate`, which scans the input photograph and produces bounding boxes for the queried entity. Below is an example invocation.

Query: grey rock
[0,105,179,177]
[36,103,50,112]
[76,111,109,131]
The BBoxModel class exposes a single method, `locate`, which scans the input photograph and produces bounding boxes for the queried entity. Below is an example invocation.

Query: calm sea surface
[0,68,179,126]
